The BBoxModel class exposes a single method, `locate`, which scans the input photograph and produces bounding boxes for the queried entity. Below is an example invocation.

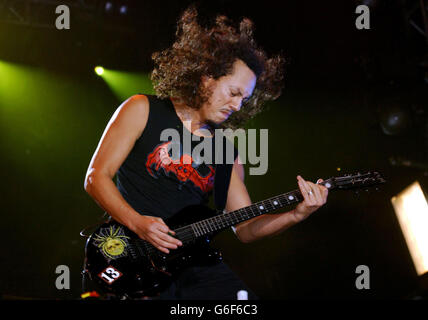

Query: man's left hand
[293,175,329,222]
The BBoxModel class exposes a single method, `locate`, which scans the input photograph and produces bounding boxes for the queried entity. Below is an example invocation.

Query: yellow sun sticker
[92,225,130,260]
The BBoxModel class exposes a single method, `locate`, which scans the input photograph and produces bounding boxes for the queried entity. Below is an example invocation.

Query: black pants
[155,262,258,300]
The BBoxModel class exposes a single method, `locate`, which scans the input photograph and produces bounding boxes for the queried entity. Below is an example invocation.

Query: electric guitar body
[84,204,221,299]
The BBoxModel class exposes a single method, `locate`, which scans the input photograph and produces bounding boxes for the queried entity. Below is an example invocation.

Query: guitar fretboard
[174,189,305,243]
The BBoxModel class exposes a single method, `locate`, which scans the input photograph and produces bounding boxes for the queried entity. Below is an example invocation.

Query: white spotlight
[391,181,428,276]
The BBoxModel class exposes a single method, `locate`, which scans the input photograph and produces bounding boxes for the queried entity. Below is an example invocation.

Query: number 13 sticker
[98,266,123,284]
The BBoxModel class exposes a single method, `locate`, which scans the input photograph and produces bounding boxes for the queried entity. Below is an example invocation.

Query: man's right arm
[84,94,182,253]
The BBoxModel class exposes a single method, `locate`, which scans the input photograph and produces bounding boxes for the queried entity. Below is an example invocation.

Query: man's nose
[230,97,242,112]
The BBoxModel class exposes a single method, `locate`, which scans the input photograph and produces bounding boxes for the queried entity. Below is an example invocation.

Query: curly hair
[150,5,285,128]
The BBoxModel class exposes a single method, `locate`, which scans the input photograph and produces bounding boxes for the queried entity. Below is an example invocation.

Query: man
[84,6,328,299]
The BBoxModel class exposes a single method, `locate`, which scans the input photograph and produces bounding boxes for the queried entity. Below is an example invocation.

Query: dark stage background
[1,0,427,300]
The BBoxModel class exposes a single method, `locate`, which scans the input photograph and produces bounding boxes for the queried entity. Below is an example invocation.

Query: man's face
[200,59,257,124]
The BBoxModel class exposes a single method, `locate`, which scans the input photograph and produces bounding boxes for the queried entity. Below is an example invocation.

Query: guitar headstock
[321,171,386,191]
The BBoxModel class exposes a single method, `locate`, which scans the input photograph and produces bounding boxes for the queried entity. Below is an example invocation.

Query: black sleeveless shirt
[116,95,237,220]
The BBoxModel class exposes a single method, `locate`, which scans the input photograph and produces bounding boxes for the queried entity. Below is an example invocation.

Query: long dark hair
[151,5,285,128]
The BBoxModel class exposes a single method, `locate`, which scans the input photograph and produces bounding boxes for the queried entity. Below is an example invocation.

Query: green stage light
[95,66,104,76]
[100,69,155,101]
[0,60,93,180]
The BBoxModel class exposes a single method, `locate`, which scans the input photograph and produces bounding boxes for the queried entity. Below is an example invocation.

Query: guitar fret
[248,205,256,217]
[235,209,243,222]
[252,206,258,216]
[210,217,218,231]
[204,220,209,234]
[227,213,235,225]
[218,216,223,230]
[211,217,217,230]
[213,216,218,230]
[235,211,241,223]
[200,221,207,234]
[225,213,232,226]
[196,222,204,236]
[190,224,200,237]
[205,220,211,233]
[231,211,238,223]
[241,208,249,220]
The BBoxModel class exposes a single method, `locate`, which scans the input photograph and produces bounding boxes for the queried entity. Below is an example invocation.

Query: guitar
[83,171,385,298]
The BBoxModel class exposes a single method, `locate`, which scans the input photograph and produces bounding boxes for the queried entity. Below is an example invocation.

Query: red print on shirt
[146,141,214,193]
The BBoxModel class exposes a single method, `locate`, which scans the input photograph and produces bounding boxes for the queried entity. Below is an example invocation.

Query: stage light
[379,106,412,136]
[99,69,155,101]
[105,2,113,12]
[391,181,428,276]
[119,5,127,15]
[95,66,104,76]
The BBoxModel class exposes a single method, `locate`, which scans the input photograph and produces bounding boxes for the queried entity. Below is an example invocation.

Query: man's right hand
[129,215,183,254]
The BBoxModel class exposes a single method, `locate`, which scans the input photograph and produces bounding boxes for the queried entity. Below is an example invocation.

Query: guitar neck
[174,188,306,242]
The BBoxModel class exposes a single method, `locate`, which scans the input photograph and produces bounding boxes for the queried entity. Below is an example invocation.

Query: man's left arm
[226,158,329,243]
